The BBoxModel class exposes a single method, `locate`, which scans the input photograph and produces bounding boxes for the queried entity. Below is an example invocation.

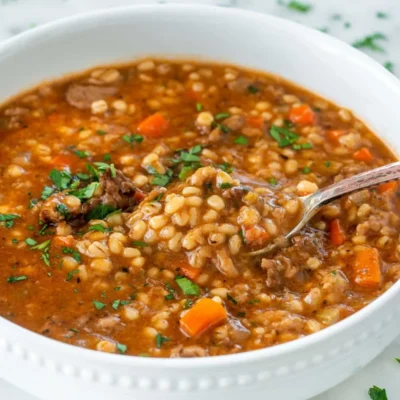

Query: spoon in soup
[246,161,400,257]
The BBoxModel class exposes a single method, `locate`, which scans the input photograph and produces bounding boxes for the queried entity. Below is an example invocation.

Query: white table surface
[0,0,399,398]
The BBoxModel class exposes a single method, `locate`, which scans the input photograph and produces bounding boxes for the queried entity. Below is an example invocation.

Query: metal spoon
[247,161,400,257]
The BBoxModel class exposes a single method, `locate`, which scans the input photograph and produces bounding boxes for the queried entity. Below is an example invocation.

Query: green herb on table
[155,333,170,349]
[368,385,388,400]
[384,61,394,73]
[175,276,200,296]
[270,125,299,147]
[376,11,389,19]
[353,32,387,52]
[7,275,28,283]
[278,0,312,13]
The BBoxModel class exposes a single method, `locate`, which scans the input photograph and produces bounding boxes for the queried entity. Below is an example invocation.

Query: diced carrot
[52,235,73,248]
[330,219,345,246]
[50,154,76,169]
[180,264,201,280]
[180,298,227,337]
[288,104,316,125]
[353,147,373,162]
[326,129,345,143]
[137,113,169,138]
[244,226,270,246]
[353,247,381,289]
[247,116,264,129]
[378,181,397,194]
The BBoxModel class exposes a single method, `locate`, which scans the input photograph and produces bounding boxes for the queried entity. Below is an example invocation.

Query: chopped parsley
[368,386,388,400]
[234,135,248,145]
[227,293,238,305]
[41,186,54,200]
[7,275,28,283]
[195,103,203,112]
[324,161,332,168]
[149,168,173,187]
[248,299,260,305]
[286,1,312,13]
[165,293,175,300]
[217,162,233,173]
[93,300,106,310]
[86,204,116,220]
[123,133,143,147]
[31,239,51,251]
[353,32,387,52]
[25,237,37,246]
[12,238,18,244]
[88,224,111,233]
[215,112,230,121]
[117,343,127,354]
[270,125,299,147]
[132,241,148,247]
[395,358,400,363]
[175,276,200,296]
[239,229,247,244]
[66,269,80,281]
[56,203,70,219]
[62,247,81,262]
[103,153,111,162]
[376,11,389,19]
[302,166,311,174]
[247,84,260,94]
[237,311,246,318]
[69,182,99,200]
[184,299,194,309]
[268,177,278,186]
[0,213,20,229]
[28,199,38,209]
[384,61,394,73]
[96,129,107,135]
[155,333,170,348]
[73,149,90,159]
[153,193,164,202]
[292,142,313,150]
[49,169,72,190]
[219,182,233,189]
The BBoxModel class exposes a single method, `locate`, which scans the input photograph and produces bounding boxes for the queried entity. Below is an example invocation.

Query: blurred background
[0,0,398,77]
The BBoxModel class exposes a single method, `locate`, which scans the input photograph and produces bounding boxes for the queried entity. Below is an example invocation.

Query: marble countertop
[0,0,399,399]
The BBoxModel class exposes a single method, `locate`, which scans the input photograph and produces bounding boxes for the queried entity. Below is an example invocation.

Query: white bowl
[1,5,400,400]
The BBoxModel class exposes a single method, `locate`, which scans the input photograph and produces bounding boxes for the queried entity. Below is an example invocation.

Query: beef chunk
[40,168,143,225]
[66,84,119,109]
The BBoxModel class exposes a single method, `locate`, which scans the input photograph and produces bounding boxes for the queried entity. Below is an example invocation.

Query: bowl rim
[1,3,400,368]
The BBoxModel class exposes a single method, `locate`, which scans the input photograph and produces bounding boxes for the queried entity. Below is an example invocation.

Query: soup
[0,59,398,357]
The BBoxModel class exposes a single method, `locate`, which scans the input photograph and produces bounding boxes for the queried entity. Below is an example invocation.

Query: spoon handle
[310,161,400,208]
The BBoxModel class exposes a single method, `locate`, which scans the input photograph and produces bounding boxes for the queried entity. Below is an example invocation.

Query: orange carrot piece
[247,116,264,129]
[180,298,227,337]
[244,226,270,246]
[180,264,201,280]
[137,113,169,137]
[378,181,397,194]
[52,235,73,248]
[326,129,345,143]
[330,219,345,246]
[289,104,316,125]
[353,147,373,162]
[353,247,381,289]
[50,154,76,169]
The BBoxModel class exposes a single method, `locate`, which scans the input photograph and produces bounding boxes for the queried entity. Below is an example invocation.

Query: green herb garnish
[217,162,233,173]
[73,149,90,159]
[175,276,200,296]
[353,32,387,52]
[234,135,248,145]
[62,247,81,262]
[184,299,194,309]
[117,343,127,354]
[292,142,313,150]
[96,129,107,135]
[66,269,80,281]
[7,275,28,283]
[247,84,260,94]
[368,386,388,400]
[86,204,116,220]
[302,166,311,174]
[49,169,72,190]
[219,182,233,189]
[93,300,106,310]
[69,182,99,200]
[155,333,170,348]
[123,133,143,147]
[215,112,230,121]
[227,293,238,305]
[0,213,20,229]
[195,103,203,112]
[88,224,111,233]
[270,125,299,147]
[25,238,37,246]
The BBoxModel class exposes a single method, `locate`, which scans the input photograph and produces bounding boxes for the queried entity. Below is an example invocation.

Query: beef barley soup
[0,59,398,358]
